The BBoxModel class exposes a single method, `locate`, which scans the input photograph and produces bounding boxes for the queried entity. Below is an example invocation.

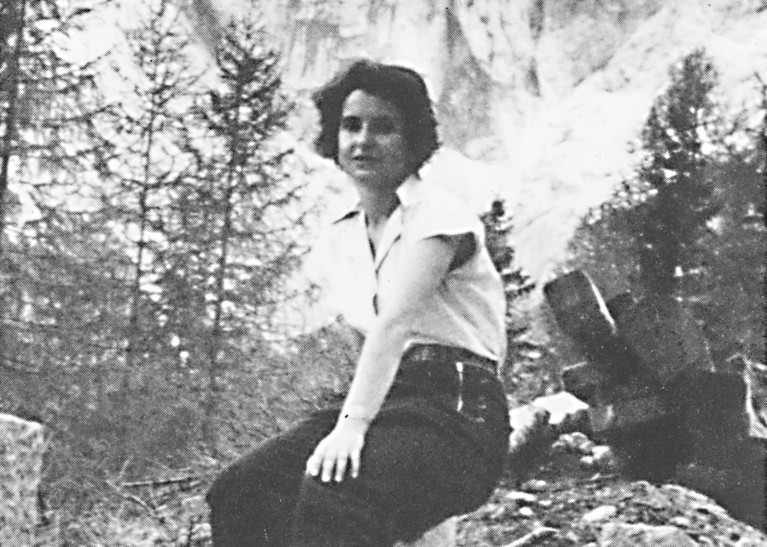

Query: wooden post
[0,413,45,546]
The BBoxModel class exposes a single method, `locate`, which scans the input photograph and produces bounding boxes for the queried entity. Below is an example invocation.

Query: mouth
[349,157,381,170]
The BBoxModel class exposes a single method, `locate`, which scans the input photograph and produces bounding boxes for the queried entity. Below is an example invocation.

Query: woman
[206,59,511,546]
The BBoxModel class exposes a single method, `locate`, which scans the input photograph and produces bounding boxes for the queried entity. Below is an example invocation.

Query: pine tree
[480,199,537,383]
[0,0,105,243]
[92,0,203,462]
[0,0,110,387]
[633,49,719,296]
[177,18,302,451]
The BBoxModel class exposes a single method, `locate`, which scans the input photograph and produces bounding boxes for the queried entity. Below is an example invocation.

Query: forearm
[339,316,410,422]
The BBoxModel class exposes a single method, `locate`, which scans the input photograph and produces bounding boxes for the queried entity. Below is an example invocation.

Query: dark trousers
[206,352,510,547]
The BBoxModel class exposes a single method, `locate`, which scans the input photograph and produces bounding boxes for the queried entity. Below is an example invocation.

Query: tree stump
[0,413,45,547]
[395,517,457,547]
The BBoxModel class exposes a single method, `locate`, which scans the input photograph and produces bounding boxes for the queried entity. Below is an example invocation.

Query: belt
[403,344,498,376]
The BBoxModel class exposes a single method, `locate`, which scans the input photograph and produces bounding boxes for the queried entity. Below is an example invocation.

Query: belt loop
[455,362,464,412]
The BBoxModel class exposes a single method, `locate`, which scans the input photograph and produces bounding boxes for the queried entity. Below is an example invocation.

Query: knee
[206,463,239,510]
[207,458,267,511]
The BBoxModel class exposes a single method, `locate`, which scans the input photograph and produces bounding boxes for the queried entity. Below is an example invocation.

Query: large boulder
[598,522,698,547]
[395,518,456,547]
[0,413,45,547]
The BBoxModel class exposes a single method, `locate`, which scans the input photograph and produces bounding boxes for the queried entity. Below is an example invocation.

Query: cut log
[620,294,714,384]
[0,413,45,547]
[543,270,616,344]
[561,361,605,404]
[605,291,635,327]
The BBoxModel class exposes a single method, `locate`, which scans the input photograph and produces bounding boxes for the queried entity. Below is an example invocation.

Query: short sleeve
[402,184,484,246]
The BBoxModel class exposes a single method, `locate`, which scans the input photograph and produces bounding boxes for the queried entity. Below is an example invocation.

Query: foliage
[569,51,765,364]
[0,1,308,541]
[177,16,302,451]
[632,49,719,295]
[480,199,541,393]
[0,0,106,237]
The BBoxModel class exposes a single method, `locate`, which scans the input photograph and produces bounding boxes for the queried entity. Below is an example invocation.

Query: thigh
[363,413,499,535]
[294,409,501,544]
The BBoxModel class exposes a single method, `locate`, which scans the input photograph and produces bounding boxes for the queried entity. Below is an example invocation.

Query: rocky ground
[458,443,767,547]
[45,428,765,546]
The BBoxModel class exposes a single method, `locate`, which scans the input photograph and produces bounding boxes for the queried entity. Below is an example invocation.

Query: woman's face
[337,89,410,192]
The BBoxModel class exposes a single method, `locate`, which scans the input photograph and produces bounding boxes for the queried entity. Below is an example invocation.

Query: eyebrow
[340,114,398,120]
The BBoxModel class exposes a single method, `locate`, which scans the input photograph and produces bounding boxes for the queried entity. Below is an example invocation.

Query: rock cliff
[185,0,767,284]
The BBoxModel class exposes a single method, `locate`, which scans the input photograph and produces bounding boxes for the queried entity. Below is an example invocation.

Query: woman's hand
[306,417,370,483]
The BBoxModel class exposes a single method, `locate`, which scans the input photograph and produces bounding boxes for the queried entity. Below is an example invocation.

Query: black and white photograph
[1,1,765,545]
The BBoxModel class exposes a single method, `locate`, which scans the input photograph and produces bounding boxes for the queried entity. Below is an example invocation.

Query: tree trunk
[0,0,26,251]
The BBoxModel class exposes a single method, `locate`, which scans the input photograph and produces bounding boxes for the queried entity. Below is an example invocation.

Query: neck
[356,185,400,224]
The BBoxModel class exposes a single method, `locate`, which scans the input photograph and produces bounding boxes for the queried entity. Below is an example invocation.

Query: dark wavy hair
[311,59,440,175]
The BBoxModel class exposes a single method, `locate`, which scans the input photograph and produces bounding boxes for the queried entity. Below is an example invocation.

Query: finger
[306,442,328,477]
[305,451,321,477]
[350,448,361,479]
[321,454,335,483]
[334,454,348,483]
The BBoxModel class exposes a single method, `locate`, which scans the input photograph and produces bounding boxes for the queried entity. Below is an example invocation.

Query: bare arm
[306,234,461,482]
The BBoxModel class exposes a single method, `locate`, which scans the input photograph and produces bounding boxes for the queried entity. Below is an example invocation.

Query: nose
[353,122,374,147]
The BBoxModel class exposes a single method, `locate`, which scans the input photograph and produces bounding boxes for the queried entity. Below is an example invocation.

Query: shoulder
[398,177,483,241]
[400,176,466,212]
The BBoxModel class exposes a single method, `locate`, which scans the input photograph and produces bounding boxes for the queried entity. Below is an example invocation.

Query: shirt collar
[331,174,421,224]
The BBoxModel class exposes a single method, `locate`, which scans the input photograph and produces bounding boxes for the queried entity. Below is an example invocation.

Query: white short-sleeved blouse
[311,175,507,362]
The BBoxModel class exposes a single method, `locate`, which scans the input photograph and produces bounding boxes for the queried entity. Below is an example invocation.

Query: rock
[517,507,535,518]
[669,516,692,528]
[521,479,549,493]
[582,505,618,524]
[505,491,538,506]
[656,483,713,506]
[530,392,590,431]
[570,432,595,454]
[477,503,505,519]
[591,445,617,470]
[395,518,457,547]
[502,527,559,547]
[0,413,45,547]
[598,523,698,547]
[555,431,597,456]
[580,455,597,470]
[591,445,613,460]
[675,459,766,530]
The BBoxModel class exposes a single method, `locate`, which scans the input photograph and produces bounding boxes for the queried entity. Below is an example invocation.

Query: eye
[370,117,398,135]
[340,116,361,132]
